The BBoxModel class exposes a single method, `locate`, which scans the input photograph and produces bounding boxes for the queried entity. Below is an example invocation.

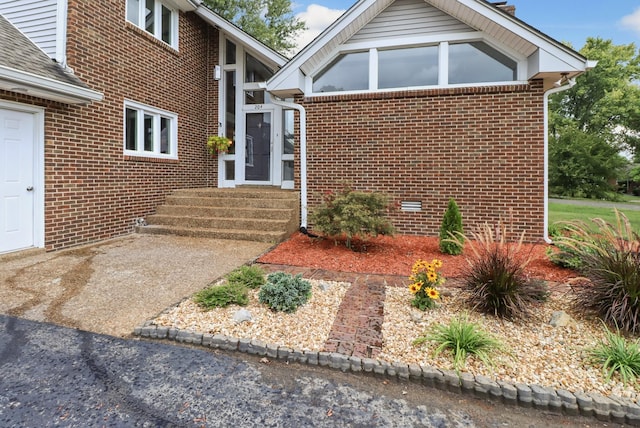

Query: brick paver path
[258,264,405,359]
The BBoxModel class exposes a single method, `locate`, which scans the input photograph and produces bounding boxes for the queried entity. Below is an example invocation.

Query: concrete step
[165,195,298,210]
[137,225,288,243]
[155,205,293,220]
[146,214,291,232]
[138,187,300,244]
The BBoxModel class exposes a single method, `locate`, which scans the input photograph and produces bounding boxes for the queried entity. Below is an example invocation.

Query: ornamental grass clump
[555,210,640,334]
[588,322,640,385]
[310,187,394,250]
[413,313,503,371]
[449,222,548,320]
[408,259,445,310]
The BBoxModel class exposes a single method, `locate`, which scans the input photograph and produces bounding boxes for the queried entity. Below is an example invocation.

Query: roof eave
[0,66,104,105]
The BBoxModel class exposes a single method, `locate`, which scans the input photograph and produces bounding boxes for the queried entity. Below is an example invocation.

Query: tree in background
[549,38,640,199]
[203,0,305,55]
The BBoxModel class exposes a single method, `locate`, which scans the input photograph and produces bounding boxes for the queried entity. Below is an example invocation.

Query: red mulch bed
[257,233,577,283]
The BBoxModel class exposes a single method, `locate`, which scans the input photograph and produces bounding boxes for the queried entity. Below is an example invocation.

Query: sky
[290,0,640,52]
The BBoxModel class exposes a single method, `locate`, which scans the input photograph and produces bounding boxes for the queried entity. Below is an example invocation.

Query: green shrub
[450,223,548,320]
[258,272,312,313]
[194,282,248,310]
[225,265,266,289]
[413,313,503,371]
[546,224,593,270]
[589,322,640,385]
[310,187,394,250]
[556,210,640,334]
[439,198,463,255]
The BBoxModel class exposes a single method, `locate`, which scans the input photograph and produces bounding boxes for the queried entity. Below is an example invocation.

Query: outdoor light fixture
[553,72,570,88]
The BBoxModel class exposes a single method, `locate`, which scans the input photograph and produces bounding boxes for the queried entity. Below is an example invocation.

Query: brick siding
[1,3,219,250]
[297,80,546,242]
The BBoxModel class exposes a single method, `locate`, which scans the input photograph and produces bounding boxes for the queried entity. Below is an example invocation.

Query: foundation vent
[401,201,422,212]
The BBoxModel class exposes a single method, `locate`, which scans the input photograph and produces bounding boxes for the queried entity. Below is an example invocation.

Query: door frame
[0,99,45,252]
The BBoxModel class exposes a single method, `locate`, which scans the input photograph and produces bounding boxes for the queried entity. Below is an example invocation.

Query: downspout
[269,98,309,232]
[543,78,575,244]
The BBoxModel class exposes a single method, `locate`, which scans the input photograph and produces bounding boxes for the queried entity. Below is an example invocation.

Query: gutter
[543,78,575,244]
[269,98,309,232]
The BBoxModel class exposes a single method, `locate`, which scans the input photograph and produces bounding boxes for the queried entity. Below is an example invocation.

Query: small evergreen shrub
[556,210,640,334]
[225,265,266,289]
[258,272,312,313]
[439,198,463,255]
[194,282,248,310]
[588,322,640,385]
[413,313,503,371]
[310,187,395,250]
[450,222,548,320]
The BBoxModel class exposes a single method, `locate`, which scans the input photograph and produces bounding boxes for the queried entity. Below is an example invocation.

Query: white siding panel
[0,0,58,58]
[350,0,471,43]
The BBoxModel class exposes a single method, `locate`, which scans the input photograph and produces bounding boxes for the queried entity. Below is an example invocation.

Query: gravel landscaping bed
[150,277,640,405]
[380,284,640,403]
[152,279,350,352]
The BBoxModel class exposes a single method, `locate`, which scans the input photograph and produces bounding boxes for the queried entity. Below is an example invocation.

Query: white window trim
[126,0,179,49]
[123,100,178,160]
[308,33,527,96]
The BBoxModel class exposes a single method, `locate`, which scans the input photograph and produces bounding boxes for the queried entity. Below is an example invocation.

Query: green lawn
[549,202,640,233]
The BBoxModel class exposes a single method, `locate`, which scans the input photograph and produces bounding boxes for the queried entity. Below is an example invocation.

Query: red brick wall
[1,4,219,250]
[298,81,546,242]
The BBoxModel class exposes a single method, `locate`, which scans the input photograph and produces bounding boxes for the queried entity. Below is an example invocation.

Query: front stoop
[137,187,300,244]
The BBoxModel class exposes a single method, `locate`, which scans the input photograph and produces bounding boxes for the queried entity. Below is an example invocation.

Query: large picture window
[378,46,438,89]
[126,0,177,48]
[449,42,517,84]
[312,52,369,93]
[312,40,519,94]
[124,101,177,159]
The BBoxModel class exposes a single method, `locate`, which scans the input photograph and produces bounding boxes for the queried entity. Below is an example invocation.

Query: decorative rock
[317,281,333,292]
[410,310,424,323]
[232,309,253,324]
[549,310,574,327]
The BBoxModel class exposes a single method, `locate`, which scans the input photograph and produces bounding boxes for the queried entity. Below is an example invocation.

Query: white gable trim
[268,0,592,96]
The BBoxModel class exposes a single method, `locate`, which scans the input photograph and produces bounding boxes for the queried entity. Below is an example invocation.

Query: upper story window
[449,42,517,84]
[312,41,520,94]
[245,53,275,83]
[124,100,178,159]
[312,52,368,93]
[126,0,178,48]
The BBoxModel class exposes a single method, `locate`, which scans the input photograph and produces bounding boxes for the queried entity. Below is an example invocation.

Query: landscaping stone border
[134,322,640,426]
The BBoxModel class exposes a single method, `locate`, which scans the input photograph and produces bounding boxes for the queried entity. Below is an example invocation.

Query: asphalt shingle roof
[0,14,90,90]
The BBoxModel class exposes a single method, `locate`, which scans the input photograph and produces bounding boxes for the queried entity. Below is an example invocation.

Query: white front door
[0,108,35,253]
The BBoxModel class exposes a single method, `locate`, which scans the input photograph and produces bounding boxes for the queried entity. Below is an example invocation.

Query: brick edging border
[133,323,640,426]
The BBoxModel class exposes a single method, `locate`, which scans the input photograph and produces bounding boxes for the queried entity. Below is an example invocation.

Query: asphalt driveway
[0,234,272,337]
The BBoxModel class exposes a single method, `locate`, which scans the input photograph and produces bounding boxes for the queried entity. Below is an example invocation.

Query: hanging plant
[207,135,233,155]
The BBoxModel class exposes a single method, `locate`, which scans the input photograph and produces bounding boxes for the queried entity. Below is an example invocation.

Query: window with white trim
[126,0,178,48]
[124,101,178,159]
[312,41,520,94]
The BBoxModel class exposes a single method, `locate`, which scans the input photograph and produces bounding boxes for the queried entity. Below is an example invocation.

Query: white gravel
[151,276,640,403]
[152,279,350,352]
[380,285,640,403]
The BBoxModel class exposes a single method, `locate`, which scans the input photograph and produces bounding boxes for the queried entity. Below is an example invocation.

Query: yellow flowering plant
[408,258,445,310]
[207,135,233,154]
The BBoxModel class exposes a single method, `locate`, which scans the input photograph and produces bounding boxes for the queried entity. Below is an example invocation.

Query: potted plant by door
[207,135,233,155]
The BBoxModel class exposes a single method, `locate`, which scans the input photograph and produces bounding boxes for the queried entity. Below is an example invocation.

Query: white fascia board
[453,0,587,67]
[268,0,386,92]
[527,48,588,78]
[166,0,199,12]
[195,5,287,69]
[0,66,103,104]
[55,0,68,65]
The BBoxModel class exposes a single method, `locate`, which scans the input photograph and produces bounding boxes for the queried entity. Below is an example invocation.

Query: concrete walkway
[0,234,271,337]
